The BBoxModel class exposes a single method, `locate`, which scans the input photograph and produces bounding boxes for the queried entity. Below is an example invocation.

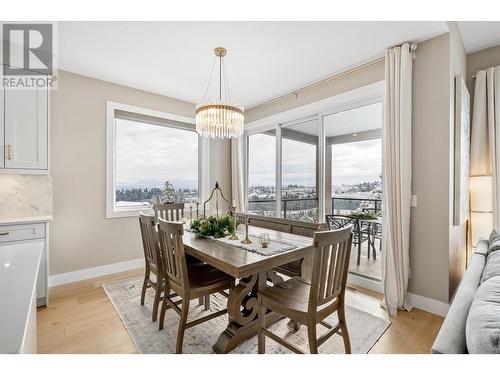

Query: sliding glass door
[324,102,383,281]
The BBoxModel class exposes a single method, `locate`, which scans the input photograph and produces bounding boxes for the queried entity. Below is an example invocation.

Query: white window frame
[106,101,198,218]
[244,81,385,221]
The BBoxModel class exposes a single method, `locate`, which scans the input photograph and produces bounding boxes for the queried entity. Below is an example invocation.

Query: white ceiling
[457,22,500,54]
[57,22,500,108]
[287,102,382,137]
[58,22,449,108]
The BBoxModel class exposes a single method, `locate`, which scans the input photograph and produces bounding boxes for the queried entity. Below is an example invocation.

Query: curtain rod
[247,43,417,110]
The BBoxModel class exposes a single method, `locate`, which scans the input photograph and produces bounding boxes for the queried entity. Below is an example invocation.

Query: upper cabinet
[1,67,49,171]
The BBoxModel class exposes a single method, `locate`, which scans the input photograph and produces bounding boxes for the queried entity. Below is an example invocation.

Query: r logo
[2,23,53,75]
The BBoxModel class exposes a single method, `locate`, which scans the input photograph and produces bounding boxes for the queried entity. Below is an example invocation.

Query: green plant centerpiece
[348,211,379,220]
[190,214,235,239]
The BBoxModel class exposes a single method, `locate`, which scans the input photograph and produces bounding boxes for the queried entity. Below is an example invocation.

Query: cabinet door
[4,81,48,170]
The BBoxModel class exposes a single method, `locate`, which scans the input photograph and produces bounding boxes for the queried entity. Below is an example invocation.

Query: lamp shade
[470,176,493,212]
[470,175,493,246]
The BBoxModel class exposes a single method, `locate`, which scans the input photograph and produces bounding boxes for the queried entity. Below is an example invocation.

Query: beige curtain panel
[382,43,413,316]
[470,66,500,226]
[231,136,247,213]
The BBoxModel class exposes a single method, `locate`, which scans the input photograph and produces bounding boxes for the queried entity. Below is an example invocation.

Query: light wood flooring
[37,268,443,354]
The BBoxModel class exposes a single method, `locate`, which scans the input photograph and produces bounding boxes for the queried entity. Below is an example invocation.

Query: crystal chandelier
[196,47,244,139]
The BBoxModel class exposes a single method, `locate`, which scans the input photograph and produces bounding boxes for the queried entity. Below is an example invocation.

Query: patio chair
[325,214,370,265]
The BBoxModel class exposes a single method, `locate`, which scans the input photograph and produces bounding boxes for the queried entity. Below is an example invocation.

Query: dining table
[182,224,314,354]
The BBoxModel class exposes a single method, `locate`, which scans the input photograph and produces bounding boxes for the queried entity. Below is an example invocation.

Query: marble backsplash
[0,174,53,219]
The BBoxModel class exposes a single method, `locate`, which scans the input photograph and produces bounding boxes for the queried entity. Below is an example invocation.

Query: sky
[248,133,381,187]
[115,119,198,190]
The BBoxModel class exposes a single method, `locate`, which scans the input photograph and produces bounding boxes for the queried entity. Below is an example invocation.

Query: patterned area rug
[103,276,390,354]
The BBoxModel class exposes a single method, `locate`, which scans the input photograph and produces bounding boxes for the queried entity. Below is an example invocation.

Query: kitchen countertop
[0,216,53,225]
[0,240,43,353]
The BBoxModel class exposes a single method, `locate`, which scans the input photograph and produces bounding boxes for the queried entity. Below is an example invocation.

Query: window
[281,119,319,222]
[106,102,198,218]
[247,130,276,216]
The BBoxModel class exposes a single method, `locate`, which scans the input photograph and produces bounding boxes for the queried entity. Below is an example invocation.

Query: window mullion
[275,125,282,218]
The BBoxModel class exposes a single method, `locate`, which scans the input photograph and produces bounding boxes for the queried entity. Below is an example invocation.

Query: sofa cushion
[482,250,500,284]
[466,276,500,354]
[489,229,500,253]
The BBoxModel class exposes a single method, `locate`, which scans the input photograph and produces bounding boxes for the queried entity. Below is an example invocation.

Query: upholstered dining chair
[138,213,168,322]
[157,219,235,353]
[257,226,353,354]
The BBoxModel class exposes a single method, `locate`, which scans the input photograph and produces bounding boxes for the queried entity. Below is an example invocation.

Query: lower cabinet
[0,221,49,306]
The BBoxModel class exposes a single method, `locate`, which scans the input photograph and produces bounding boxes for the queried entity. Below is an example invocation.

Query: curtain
[382,43,413,316]
[231,136,246,213]
[470,66,500,227]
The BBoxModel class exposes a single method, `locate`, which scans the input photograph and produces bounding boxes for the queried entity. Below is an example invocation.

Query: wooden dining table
[182,225,314,354]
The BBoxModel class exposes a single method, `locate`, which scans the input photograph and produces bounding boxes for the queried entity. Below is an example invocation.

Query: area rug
[103,276,390,354]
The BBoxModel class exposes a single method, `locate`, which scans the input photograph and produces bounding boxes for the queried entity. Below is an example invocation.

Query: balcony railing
[247,196,381,222]
[331,196,382,215]
[248,198,319,222]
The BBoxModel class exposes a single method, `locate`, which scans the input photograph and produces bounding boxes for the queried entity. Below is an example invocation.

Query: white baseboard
[407,292,450,317]
[347,274,449,317]
[48,258,144,287]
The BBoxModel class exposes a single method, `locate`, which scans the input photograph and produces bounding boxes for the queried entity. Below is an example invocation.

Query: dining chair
[138,213,168,322]
[154,202,209,309]
[153,202,185,223]
[157,218,235,353]
[257,226,353,354]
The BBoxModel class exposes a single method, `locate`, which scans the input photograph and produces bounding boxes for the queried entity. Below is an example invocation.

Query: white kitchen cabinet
[0,222,49,307]
[1,65,49,171]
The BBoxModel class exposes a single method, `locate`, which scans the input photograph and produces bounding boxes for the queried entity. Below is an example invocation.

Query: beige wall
[245,60,385,123]
[401,34,451,302]
[50,71,230,275]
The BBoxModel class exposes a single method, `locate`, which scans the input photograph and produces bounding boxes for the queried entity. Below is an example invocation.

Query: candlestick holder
[241,221,252,244]
[228,207,239,240]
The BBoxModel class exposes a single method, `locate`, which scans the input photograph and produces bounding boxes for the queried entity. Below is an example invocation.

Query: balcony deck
[349,240,382,281]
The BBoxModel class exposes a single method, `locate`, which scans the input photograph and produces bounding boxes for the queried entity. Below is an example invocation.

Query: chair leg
[357,237,361,266]
[152,286,161,322]
[258,295,266,354]
[198,297,203,306]
[204,295,210,311]
[159,282,169,330]
[307,323,318,354]
[176,299,190,354]
[140,275,148,306]
[338,305,351,354]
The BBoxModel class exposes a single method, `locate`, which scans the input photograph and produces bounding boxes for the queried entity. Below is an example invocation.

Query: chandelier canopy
[196,47,244,139]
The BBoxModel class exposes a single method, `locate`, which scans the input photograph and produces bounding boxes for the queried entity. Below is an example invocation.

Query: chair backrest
[237,213,326,238]
[325,214,359,232]
[139,213,162,274]
[153,203,185,223]
[157,218,188,294]
[309,226,353,311]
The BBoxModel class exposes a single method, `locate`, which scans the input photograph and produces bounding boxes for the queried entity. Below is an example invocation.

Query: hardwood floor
[37,268,443,354]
